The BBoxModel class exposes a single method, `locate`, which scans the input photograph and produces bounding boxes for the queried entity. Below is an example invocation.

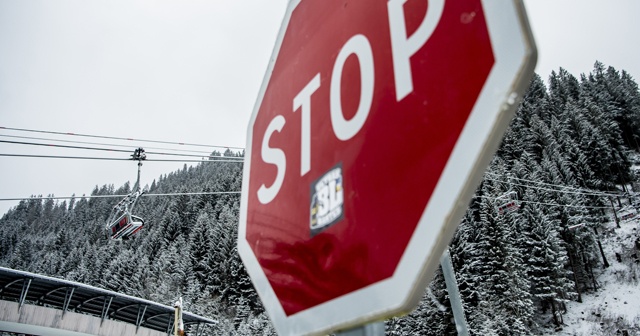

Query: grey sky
[0,0,639,215]
[525,0,639,83]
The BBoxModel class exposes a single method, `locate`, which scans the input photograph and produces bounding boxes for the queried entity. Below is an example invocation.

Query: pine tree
[464,177,533,335]
[388,267,456,335]
[518,188,573,326]
[498,74,550,163]
[188,208,216,288]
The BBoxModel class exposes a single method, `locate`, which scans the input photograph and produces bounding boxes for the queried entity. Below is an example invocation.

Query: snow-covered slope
[554,212,640,335]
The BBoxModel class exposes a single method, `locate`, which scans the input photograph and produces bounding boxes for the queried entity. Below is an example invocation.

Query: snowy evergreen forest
[1,62,640,335]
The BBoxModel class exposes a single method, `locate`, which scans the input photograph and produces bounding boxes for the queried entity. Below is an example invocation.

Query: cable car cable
[0,153,244,162]
[0,191,241,202]
[0,134,217,155]
[0,140,245,160]
[0,139,131,154]
[484,177,620,198]
[476,195,611,210]
[485,173,621,197]
[0,126,245,150]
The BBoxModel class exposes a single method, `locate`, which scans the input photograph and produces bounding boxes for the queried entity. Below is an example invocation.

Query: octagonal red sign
[238,0,536,334]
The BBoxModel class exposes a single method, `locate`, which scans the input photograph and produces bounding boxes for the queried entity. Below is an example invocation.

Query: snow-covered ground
[552,211,640,335]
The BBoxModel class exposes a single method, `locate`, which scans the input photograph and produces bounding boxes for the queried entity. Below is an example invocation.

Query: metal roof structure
[0,267,217,335]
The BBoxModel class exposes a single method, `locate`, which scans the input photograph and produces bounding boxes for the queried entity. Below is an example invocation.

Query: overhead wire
[519,199,611,210]
[480,172,629,211]
[0,139,244,160]
[477,195,612,210]
[486,173,622,196]
[0,134,216,155]
[1,139,131,154]
[0,191,242,202]
[0,127,249,219]
[485,177,615,198]
[0,128,245,206]
[0,126,618,195]
[0,127,628,214]
[0,126,245,150]
[485,175,622,198]
[0,153,244,162]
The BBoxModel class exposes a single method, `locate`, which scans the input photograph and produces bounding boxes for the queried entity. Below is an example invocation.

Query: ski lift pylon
[106,148,146,240]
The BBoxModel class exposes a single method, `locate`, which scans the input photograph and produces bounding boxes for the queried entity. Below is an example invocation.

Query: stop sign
[238,0,536,334]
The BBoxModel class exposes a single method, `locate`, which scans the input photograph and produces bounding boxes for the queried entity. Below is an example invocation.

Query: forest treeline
[1,62,639,335]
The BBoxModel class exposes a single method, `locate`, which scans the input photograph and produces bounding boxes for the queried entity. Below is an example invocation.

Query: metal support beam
[110,303,141,318]
[441,250,469,336]
[335,321,385,336]
[101,296,113,326]
[62,287,75,319]
[194,322,201,336]
[18,278,32,312]
[75,295,103,310]
[166,315,174,336]
[136,304,148,333]
[0,279,24,297]
[37,285,69,304]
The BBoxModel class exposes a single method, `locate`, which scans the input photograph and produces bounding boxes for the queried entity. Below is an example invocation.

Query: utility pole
[174,297,184,336]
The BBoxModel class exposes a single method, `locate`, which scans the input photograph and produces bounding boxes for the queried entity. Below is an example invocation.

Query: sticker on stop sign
[310,163,344,236]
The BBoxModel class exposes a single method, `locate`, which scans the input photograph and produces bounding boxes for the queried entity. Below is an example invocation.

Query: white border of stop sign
[239,0,537,335]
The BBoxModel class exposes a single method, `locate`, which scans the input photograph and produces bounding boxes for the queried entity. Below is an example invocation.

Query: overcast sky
[1,0,639,216]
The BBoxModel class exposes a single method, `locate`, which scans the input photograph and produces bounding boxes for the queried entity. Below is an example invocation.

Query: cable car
[105,148,146,240]
[495,191,520,215]
[620,209,636,221]
[109,212,144,239]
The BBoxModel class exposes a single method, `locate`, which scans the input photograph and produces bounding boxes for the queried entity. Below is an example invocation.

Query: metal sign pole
[335,321,385,336]
[441,249,469,336]
[335,251,468,336]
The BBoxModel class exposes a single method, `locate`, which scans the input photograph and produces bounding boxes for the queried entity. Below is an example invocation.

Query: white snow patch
[551,215,640,335]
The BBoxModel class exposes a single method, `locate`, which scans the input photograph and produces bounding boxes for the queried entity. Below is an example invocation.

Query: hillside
[556,212,640,335]
[1,62,640,335]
